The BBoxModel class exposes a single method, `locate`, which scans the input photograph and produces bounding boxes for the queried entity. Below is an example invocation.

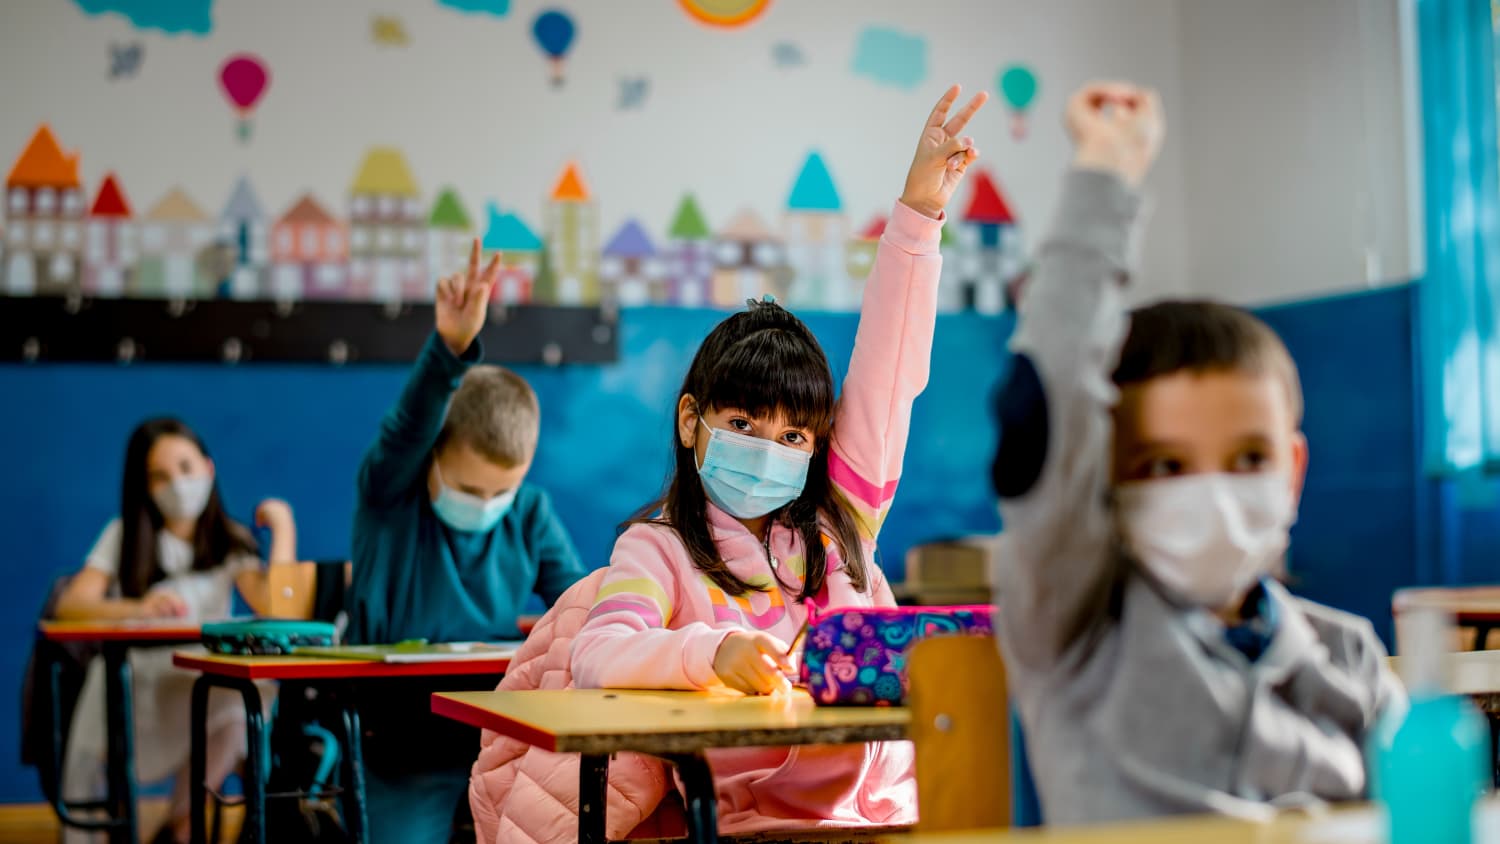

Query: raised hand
[901,84,988,219]
[1066,81,1165,188]
[254,498,294,534]
[436,238,501,357]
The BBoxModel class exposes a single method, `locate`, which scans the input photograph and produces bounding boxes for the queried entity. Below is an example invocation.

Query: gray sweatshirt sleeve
[994,168,1143,670]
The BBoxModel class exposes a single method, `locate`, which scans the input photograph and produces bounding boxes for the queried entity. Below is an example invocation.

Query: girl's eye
[1142,457,1184,479]
[782,432,808,446]
[729,418,752,432]
[1231,450,1270,473]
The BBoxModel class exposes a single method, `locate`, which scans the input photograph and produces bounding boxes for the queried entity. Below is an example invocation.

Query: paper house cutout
[4,125,85,296]
[84,173,135,297]
[542,162,598,305]
[665,194,713,307]
[713,208,787,308]
[272,193,347,301]
[601,218,661,306]
[483,204,541,305]
[134,188,214,298]
[426,187,473,284]
[954,168,1022,314]
[218,175,269,299]
[349,147,425,302]
[784,151,848,309]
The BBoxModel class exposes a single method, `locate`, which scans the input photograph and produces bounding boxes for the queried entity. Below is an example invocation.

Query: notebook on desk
[292,641,522,663]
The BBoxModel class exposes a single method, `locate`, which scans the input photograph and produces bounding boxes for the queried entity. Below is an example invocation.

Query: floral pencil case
[797,605,994,706]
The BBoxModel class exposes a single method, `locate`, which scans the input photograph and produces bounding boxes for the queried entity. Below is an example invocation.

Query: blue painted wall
[4,289,1498,803]
[0,307,1008,802]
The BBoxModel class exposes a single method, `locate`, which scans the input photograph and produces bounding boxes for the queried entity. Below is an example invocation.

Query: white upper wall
[0,0,1194,301]
[1176,0,1420,306]
[0,0,1421,308]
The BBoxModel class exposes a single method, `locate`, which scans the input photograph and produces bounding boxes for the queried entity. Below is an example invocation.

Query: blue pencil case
[201,619,337,655]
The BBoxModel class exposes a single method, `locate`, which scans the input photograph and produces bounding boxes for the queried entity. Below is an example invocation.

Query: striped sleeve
[570,525,733,691]
[829,200,943,544]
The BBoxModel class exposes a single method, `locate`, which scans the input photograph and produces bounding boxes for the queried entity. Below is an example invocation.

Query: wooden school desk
[431,688,909,844]
[173,650,513,844]
[1393,585,1500,649]
[37,620,202,844]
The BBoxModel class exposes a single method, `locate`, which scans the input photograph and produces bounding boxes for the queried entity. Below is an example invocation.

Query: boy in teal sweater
[349,239,586,844]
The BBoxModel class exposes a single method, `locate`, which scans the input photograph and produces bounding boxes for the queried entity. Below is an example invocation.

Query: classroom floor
[0,800,243,844]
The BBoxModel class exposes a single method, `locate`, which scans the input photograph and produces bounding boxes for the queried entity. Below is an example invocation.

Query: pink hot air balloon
[218,53,270,142]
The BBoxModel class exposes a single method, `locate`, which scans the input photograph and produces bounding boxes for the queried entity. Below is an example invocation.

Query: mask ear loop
[693,408,712,472]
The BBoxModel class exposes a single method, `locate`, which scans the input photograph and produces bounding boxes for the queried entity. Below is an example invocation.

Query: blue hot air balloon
[532,9,576,87]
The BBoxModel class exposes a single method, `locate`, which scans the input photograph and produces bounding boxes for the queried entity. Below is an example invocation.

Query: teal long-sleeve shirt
[348,333,586,644]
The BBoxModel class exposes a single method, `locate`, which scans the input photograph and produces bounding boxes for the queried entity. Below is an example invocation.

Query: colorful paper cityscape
[1,124,1025,313]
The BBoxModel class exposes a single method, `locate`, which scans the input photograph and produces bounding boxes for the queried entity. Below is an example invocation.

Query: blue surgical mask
[695,418,812,519]
[431,464,517,533]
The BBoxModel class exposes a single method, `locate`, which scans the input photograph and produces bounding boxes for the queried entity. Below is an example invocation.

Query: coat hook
[21,337,40,362]
[116,337,137,364]
[542,342,563,367]
[222,338,243,364]
[328,339,350,365]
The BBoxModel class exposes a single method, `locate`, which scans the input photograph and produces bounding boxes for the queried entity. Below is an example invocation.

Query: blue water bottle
[1370,607,1489,844]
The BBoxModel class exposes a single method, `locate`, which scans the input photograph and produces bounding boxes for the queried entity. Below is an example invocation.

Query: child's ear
[677,394,699,449]
[1289,432,1309,506]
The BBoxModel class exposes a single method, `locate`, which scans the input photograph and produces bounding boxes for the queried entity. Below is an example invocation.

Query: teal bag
[201,619,337,655]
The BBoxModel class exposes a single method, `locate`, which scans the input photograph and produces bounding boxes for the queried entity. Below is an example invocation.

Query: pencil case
[798,605,993,706]
[201,619,337,655]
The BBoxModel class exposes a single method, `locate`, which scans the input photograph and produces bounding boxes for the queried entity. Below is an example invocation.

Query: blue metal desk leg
[189,676,210,844]
[102,643,140,844]
[235,678,267,844]
[340,697,370,843]
[578,753,609,844]
[664,752,718,844]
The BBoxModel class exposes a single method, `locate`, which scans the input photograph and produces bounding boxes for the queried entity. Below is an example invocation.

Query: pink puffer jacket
[469,569,684,844]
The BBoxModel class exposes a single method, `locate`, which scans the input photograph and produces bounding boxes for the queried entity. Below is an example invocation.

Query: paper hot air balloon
[532,9,576,87]
[219,53,270,142]
[998,65,1038,140]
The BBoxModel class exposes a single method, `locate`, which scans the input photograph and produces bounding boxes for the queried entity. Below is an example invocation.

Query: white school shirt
[84,518,260,620]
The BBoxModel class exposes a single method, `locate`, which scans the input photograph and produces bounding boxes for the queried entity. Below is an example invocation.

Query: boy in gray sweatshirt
[991,81,1406,824]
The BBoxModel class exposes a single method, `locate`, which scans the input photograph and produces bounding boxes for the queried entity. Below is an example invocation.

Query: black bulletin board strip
[0,296,618,365]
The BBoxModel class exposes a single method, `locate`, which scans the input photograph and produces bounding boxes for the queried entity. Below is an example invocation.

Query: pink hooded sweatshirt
[569,199,941,836]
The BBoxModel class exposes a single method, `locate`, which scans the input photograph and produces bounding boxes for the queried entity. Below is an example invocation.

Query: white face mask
[1114,472,1295,609]
[152,474,214,522]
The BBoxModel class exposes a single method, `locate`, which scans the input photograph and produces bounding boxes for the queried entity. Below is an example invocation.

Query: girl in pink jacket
[570,84,988,836]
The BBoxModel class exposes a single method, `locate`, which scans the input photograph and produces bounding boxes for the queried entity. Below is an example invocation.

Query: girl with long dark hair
[565,86,987,836]
[56,417,296,844]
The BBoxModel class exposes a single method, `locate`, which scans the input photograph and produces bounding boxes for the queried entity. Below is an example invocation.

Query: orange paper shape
[7,124,81,189]
[549,162,591,202]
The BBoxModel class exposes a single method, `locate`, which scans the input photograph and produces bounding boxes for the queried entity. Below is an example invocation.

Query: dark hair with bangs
[1113,300,1304,424]
[626,299,869,599]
